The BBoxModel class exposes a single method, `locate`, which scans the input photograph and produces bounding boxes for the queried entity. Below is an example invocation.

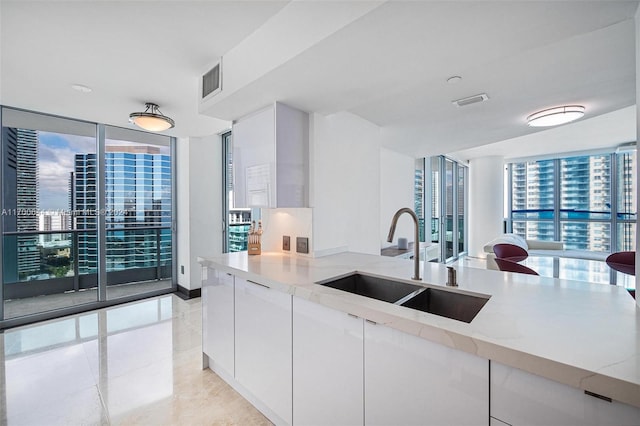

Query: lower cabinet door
[202,268,234,376]
[292,297,364,426]
[235,278,292,425]
[365,321,489,425]
[490,361,640,426]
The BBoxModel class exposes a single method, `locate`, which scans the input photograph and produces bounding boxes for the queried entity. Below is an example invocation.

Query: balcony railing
[3,226,171,299]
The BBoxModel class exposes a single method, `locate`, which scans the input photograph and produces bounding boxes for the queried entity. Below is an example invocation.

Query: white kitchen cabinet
[365,321,489,425]
[235,277,292,425]
[232,102,308,208]
[201,267,234,376]
[490,361,640,426]
[292,297,364,426]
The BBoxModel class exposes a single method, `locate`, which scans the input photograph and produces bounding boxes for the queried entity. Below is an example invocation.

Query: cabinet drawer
[490,361,640,426]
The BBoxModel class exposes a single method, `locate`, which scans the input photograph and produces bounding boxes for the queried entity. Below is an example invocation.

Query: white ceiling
[1,1,638,160]
[0,0,288,136]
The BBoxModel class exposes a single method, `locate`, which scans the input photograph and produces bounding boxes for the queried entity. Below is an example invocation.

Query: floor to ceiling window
[0,107,176,328]
[422,156,468,263]
[507,150,637,252]
[222,130,253,254]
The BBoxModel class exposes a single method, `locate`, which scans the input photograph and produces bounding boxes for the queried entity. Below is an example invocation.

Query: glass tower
[510,152,636,252]
[74,146,171,274]
[2,128,41,281]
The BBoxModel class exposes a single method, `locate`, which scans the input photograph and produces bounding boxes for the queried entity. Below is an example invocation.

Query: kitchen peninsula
[199,251,640,426]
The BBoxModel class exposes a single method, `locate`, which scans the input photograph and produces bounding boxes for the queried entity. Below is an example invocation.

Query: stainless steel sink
[317,272,490,323]
[400,287,489,323]
[316,273,423,304]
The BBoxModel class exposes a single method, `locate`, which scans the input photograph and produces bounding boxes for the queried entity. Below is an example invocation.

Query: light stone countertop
[198,251,640,408]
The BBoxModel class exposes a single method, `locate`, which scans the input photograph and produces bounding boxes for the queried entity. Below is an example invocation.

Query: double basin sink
[316,272,489,323]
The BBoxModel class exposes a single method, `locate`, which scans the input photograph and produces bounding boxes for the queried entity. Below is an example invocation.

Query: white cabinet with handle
[364,320,489,425]
[490,361,640,426]
[292,297,364,425]
[202,267,234,376]
[235,277,292,425]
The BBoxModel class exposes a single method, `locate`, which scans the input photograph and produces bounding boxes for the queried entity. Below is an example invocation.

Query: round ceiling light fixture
[527,105,585,127]
[129,103,175,132]
[71,84,92,93]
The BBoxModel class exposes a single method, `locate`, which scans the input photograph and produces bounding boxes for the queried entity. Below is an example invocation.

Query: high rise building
[2,128,40,281]
[74,146,171,274]
[38,211,71,244]
[511,153,637,252]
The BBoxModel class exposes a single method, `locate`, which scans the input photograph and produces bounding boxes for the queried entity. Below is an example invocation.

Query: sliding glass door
[428,156,467,262]
[0,107,175,327]
[104,127,173,300]
[1,109,99,319]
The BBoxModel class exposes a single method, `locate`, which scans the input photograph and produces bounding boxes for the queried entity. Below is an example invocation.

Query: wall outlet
[283,235,290,251]
[181,265,184,274]
[296,237,309,254]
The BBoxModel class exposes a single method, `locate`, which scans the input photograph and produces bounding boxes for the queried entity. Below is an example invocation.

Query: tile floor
[0,294,272,426]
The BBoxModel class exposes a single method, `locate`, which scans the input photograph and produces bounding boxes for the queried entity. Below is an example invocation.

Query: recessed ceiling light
[71,84,92,93]
[527,105,585,127]
[447,76,462,84]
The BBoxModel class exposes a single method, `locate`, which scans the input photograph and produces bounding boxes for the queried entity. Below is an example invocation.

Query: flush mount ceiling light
[129,103,175,132]
[71,84,92,93]
[527,105,585,127]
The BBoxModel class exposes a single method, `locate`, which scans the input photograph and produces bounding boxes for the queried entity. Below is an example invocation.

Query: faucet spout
[387,207,421,281]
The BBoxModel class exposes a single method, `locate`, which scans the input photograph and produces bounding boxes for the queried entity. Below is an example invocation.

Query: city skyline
[510,152,637,252]
[38,132,170,211]
[4,127,172,281]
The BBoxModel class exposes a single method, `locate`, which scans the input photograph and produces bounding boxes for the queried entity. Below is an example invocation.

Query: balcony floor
[4,279,173,319]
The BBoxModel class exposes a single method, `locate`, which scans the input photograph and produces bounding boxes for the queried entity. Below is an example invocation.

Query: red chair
[605,251,635,276]
[494,258,539,276]
[606,251,636,299]
[493,243,529,262]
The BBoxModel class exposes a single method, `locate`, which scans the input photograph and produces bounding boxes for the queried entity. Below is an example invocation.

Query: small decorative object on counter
[248,220,263,255]
[397,237,408,250]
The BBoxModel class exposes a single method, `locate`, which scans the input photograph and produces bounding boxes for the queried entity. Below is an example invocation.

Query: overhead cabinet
[232,102,309,208]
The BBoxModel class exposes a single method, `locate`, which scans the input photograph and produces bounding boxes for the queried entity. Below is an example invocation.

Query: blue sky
[38,132,94,210]
[36,132,169,210]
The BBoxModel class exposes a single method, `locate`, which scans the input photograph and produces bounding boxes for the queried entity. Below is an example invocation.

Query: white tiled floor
[0,294,271,426]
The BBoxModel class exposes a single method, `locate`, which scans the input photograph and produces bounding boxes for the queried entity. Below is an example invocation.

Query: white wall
[176,137,191,289]
[260,208,313,255]
[468,156,505,258]
[380,147,415,247]
[177,134,223,290]
[309,112,381,256]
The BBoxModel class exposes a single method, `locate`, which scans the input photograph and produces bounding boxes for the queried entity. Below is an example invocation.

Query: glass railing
[3,227,171,299]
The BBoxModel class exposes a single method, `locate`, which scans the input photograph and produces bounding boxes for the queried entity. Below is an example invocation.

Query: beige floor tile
[1,294,271,426]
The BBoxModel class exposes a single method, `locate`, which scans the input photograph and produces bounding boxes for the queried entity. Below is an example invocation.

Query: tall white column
[468,156,504,258]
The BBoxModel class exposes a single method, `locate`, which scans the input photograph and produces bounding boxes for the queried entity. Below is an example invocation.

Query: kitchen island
[199,251,640,425]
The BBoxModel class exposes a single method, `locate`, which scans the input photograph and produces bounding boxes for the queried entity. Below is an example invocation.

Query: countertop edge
[197,254,640,408]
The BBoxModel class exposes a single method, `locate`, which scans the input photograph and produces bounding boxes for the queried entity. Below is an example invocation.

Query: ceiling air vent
[201,60,222,101]
[452,93,489,107]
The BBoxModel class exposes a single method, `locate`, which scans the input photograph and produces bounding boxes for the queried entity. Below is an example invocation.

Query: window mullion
[554,159,560,241]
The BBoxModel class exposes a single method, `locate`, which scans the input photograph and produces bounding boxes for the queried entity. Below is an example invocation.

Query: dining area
[491,242,636,298]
